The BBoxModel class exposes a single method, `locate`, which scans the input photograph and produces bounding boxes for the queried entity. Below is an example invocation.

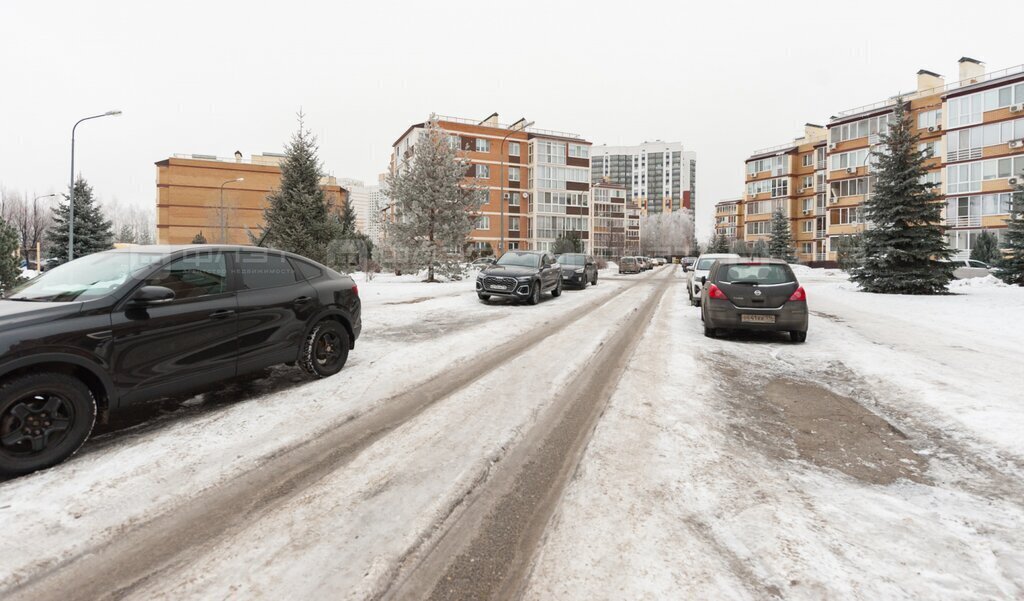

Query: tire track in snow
[379,268,676,601]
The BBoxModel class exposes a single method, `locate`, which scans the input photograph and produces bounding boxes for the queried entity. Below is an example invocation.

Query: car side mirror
[131,285,175,305]
[682,265,688,272]
[701,276,707,285]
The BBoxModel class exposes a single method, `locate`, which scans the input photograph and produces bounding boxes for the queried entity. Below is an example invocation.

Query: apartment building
[342,176,389,245]
[737,57,1024,264]
[591,181,631,259]
[591,141,697,215]
[154,152,347,245]
[390,113,592,255]
[713,197,744,242]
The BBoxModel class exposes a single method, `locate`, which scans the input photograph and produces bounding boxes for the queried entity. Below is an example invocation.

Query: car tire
[0,372,96,477]
[527,281,541,305]
[592,273,598,286]
[703,325,716,338]
[477,293,490,302]
[552,278,563,297]
[790,330,807,343]
[300,320,351,378]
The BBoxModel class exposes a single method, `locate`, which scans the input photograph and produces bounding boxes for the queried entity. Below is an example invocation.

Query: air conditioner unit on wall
[829,143,838,151]
[846,167,856,174]
[1009,140,1024,149]
[928,125,941,132]
[1010,104,1024,113]
[502,192,510,200]
[1010,177,1021,186]
[802,210,810,215]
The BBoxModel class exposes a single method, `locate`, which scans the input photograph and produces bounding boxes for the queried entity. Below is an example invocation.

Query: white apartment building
[591,141,697,215]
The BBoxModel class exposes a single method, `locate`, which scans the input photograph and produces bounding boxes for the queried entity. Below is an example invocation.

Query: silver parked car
[947,259,993,279]
[700,258,808,343]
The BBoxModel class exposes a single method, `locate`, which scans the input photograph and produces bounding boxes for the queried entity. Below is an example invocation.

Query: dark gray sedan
[700,258,808,342]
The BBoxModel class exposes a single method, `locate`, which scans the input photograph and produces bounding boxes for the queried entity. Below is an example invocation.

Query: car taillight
[352,285,359,297]
[788,286,806,302]
[708,284,728,300]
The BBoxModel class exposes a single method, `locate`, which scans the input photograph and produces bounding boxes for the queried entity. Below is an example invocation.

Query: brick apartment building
[723,57,1024,264]
[154,152,347,245]
[390,114,592,255]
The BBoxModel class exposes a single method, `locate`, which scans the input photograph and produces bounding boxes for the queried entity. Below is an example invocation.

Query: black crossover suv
[476,250,562,304]
[555,253,598,288]
[0,245,361,476]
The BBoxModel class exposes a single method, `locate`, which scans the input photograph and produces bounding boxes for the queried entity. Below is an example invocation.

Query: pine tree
[767,208,796,262]
[384,117,485,282]
[258,113,341,264]
[117,224,137,244]
[553,233,582,254]
[997,181,1024,285]
[45,176,115,262]
[192,231,208,244]
[337,197,357,236]
[708,233,729,253]
[970,231,999,265]
[851,96,952,294]
[0,216,21,291]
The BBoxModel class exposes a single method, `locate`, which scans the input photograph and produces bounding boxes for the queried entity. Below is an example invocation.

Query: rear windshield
[621,257,636,264]
[558,254,585,266]
[717,263,794,285]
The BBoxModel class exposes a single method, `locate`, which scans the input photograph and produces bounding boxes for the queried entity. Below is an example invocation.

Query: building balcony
[946,215,982,228]
[815,229,827,239]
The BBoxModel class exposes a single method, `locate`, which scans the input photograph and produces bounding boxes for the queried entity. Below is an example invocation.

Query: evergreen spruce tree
[192,231,208,244]
[552,232,582,254]
[116,224,137,244]
[997,181,1024,285]
[970,231,999,265]
[337,197,357,236]
[45,176,115,262]
[0,216,22,291]
[258,113,340,265]
[851,97,952,294]
[384,117,486,282]
[767,208,796,262]
[709,233,729,253]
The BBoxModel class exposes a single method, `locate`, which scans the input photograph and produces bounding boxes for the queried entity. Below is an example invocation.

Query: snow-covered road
[1,266,1021,600]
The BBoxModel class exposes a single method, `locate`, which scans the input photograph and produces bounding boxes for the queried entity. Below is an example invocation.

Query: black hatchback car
[476,250,562,304]
[700,258,808,342]
[0,245,361,477]
[555,253,598,288]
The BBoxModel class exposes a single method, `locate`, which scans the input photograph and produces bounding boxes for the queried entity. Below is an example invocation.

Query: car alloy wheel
[528,282,541,305]
[552,278,563,297]
[0,373,96,477]
[301,320,351,378]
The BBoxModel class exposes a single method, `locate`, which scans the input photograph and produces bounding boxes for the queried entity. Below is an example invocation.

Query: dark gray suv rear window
[717,264,794,285]
[237,253,298,290]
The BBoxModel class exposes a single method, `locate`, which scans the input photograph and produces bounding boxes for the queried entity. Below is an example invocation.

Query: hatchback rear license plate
[741,314,775,324]
[490,284,508,290]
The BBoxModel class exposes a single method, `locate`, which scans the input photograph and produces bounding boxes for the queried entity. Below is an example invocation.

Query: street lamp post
[499,120,534,256]
[69,110,121,262]
[218,177,245,243]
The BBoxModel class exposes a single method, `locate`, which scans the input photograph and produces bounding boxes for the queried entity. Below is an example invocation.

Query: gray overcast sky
[1,0,1020,239]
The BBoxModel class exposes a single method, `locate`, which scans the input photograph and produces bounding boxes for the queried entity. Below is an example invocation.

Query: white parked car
[948,259,993,279]
[686,253,740,306]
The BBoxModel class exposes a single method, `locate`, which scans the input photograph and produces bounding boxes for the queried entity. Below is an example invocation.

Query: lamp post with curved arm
[218,177,245,243]
[499,120,533,256]
[69,110,121,261]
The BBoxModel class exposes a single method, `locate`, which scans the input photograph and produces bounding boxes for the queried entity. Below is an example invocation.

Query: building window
[802,175,813,189]
[507,242,519,250]
[919,141,939,158]
[509,216,521,231]
[508,166,520,182]
[568,144,590,159]
[746,220,771,235]
[448,135,460,150]
[508,141,520,156]
[802,220,814,233]
[476,138,490,153]
[830,207,863,225]
[801,242,813,254]
[832,177,873,198]
[475,216,490,230]
[508,192,520,206]
[477,164,490,180]
[802,154,812,167]
[830,113,891,144]
[918,109,942,129]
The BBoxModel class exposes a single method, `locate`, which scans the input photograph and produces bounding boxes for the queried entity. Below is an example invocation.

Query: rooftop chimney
[234,150,243,162]
[917,69,944,92]
[958,57,985,83]
[804,123,827,143]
